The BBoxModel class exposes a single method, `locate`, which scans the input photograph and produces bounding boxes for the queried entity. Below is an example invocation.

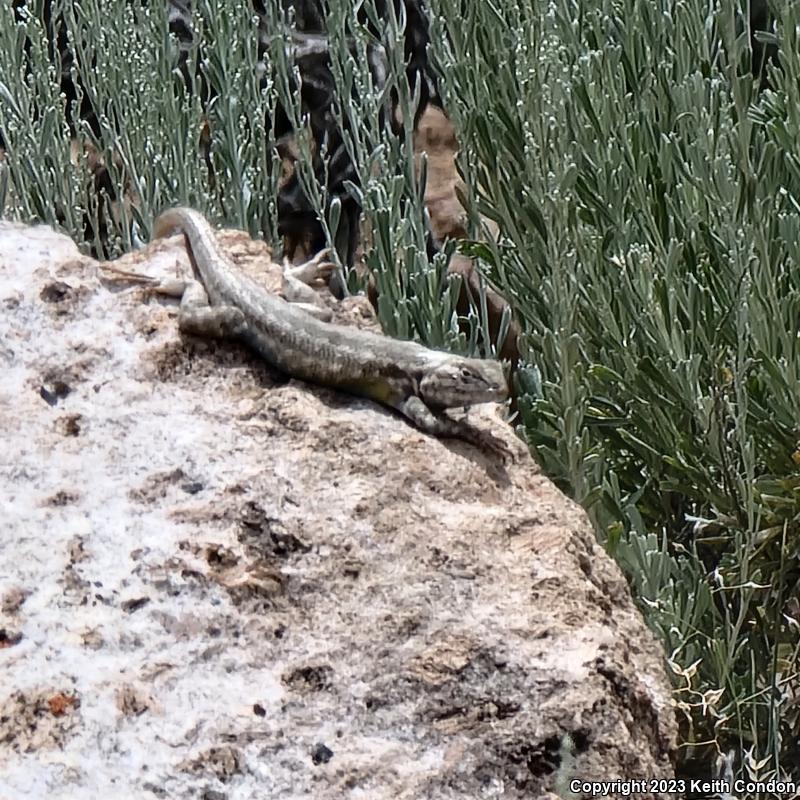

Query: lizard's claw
[99,264,160,286]
[284,249,337,286]
[307,249,337,283]
[308,247,332,264]
[470,429,517,465]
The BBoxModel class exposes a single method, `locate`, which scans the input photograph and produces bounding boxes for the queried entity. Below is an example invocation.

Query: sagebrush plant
[0,0,283,254]
[0,0,496,354]
[429,0,800,785]
[264,0,493,350]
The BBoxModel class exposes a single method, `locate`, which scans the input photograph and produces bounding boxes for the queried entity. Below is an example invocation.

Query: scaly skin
[154,207,510,451]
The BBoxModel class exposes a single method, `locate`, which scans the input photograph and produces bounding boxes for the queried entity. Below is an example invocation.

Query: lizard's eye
[460,367,473,380]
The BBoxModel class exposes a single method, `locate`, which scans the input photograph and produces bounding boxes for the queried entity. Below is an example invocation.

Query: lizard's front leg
[397,396,513,461]
[154,277,248,338]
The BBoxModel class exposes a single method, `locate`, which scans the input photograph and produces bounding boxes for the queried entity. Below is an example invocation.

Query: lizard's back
[155,207,443,393]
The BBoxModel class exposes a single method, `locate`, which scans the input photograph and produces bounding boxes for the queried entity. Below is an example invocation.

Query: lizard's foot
[282,252,337,319]
[99,264,161,286]
[398,396,515,463]
[458,426,517,464]
[284,249,336,286]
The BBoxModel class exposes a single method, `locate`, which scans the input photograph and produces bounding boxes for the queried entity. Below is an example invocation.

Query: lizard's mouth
[491,383,510,401]
[474,387,508,404]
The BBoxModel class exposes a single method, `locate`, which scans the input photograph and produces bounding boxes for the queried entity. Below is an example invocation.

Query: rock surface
[0,220,677,799]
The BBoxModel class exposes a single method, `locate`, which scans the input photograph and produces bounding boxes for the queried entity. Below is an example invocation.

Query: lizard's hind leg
[283,249,334,286]
[282,252,336,322]
[154,277,248,338]
[179,280,248,338]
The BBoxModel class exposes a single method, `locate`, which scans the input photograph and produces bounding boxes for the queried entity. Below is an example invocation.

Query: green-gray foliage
[0,0,497,355]
[429,0,800,784]
[264,0,491,351]
[0,0,282,254]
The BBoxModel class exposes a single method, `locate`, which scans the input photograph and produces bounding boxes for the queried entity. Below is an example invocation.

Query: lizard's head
[420,357,509,409]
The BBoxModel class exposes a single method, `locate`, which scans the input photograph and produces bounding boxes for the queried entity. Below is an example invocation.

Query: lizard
[151,207,511,456]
